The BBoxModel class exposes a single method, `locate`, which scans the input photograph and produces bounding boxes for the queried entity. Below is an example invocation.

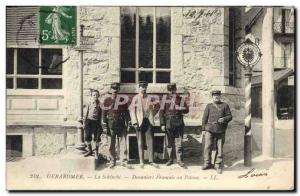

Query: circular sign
[236,38,262,70]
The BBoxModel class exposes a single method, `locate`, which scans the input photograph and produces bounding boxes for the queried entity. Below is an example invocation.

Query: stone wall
[7,125,77,156]
[171,7,228,121]
[64,7,121,121]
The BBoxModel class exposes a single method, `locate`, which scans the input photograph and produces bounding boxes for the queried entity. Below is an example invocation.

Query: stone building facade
[6,6,245,163]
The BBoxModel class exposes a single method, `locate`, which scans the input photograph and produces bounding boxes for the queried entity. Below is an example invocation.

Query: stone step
[59,153,98,171]
[12,153,103,172]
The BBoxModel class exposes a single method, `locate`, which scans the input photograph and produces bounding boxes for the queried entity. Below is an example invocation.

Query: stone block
[66,130,77,146]
[211,24,225,35]
[34,128,66,156]
[210,34,224,45]
[55,152,99,171]
[171,7,183,27]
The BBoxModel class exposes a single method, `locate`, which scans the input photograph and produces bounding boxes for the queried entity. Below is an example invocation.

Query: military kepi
[211,90,221,96]
[138,81,148,87]
[110,82,120,90]
[167,83,177,91]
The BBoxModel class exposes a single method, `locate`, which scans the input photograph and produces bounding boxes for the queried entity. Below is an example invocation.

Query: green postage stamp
[39,6,76,45]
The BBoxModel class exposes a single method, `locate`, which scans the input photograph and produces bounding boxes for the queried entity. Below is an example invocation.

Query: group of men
[82,81,232,174]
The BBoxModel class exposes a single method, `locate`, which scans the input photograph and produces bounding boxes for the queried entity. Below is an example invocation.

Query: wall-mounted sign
[236,38,262,71]
[39,6,76,45]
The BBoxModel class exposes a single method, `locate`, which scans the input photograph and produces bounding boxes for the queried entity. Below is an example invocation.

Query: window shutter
[6,6,39,46]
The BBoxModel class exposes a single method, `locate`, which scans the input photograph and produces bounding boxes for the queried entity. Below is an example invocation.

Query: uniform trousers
[165,126,184,162]
[135,118,154,163]
[108,127,128,163]
[203,131,225,168]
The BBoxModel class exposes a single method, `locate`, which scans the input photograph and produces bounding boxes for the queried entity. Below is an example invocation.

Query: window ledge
[7,120,78,127]
[6,89,64,96]
[120,83,187,94]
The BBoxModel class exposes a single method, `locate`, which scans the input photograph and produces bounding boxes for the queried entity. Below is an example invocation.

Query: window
[120,7,171,84]
[282,9,294,33]
[6,48,63,89]
[229,8,236,86]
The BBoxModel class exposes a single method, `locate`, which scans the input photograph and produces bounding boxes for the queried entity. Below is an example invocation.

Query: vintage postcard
[6,6,295,191]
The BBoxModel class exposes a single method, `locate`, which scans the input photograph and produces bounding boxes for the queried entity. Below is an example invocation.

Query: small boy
[83,89,102,158]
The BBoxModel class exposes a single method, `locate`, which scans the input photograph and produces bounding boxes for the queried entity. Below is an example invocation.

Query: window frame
[228,8,236,87]
[6,45,64,91]
[120,7,171,84]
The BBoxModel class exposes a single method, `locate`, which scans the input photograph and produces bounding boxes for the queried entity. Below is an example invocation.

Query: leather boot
[84,144,93,157]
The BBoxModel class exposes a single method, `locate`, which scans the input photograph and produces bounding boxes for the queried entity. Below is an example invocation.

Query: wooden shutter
[6,6,39,46]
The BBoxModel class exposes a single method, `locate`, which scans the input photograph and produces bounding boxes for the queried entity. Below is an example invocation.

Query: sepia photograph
[5,4,295,191]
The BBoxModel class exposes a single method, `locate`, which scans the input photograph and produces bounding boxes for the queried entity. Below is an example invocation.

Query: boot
[177,161,186,168]
[166,159,173,166]
[108,160,116,169]
[94,145,99,159]
[84,144,93,157]
[202,164,213,170]
[149,162,159,168]
[121,161,133,169]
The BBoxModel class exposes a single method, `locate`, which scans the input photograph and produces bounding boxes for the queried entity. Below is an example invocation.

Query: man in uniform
[202,90,232,174]
[102,82,131,168]
[159,83,189,167]
[129,81,159,168]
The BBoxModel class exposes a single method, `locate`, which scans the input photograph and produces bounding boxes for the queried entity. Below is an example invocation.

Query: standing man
[129,81,159,168]
[159,83,189,167]
[102,83,131,168]
[202,90,232,174]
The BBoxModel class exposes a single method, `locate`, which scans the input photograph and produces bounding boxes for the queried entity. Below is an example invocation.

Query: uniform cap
[138,81,148,87]
[211,90,221,96]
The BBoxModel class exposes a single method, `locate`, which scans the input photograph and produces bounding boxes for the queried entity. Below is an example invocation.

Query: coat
[202,101,232,134]
[129,94,160,127]
[159,94,189,129]
[101,94,130,131]
[83,99,101,123]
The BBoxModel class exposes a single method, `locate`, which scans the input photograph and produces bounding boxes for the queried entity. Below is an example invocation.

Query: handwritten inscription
[238,168,268,179]
[183,8,222,25]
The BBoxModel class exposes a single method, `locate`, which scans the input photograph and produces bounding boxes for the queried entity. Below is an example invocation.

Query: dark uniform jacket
[159,94,189,129]
[101,94,130,131]
[202,102,232,134]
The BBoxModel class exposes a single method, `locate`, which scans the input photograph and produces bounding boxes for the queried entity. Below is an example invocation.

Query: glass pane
[17,49,39,75]
[41,49,63,75]
[6,78,13,89]
[17,78,38,89]
[121,7,136,68]
[121,71,136,83]
[156,72,170,83]
[41,78,62,89]
[139,71,153,83]
[156,8,171,69]
[139,7,153,68]
[6,48,14,74]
